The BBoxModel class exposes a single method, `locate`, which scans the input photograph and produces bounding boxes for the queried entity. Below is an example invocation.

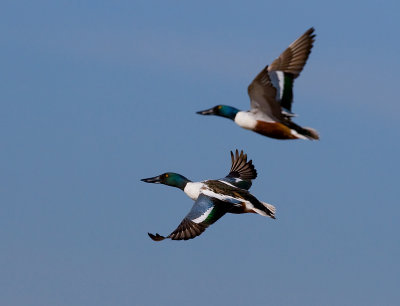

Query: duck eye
[165,174,169,178]
[218,105,222,109]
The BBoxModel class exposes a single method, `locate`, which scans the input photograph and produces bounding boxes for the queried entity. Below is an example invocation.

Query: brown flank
[254,121,297,139]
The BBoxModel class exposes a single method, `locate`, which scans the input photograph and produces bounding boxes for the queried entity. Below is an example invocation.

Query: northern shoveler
[141,150,276,241]
[197,28,319,140]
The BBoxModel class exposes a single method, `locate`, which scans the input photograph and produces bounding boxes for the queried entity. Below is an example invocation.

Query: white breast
[234,111,257,130]
[184,182,204,200]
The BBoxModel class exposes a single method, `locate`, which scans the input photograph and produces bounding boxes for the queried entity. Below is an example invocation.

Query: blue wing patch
[148,194,227,241]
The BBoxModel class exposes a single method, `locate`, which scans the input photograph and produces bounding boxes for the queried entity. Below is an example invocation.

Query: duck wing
[220,149,257,190]
[148,194,228,241]
[248,28,315,118]
[268,27,315,113]
[248,65,283,121]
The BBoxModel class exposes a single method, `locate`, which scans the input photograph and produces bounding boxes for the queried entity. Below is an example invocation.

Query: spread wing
[248,28,315,118]
[148,194,228,241]
[220,149,257,190]
[268,27,315,112]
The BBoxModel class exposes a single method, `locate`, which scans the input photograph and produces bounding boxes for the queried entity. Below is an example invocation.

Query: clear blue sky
[1,1,399,305]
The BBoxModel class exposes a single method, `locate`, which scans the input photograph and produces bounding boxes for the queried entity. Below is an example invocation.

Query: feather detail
[268,27,315,77]
[228,149,257,181]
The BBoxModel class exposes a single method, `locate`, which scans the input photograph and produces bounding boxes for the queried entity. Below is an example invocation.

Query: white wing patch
[217,180,237,188]
[202,189,234,202]
[192,206,213,223]
[201,189,242,207]
[268,70,284,101]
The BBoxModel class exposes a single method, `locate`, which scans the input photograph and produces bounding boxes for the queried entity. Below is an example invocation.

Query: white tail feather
[303,127,320,140]
[252,208,268,217]
[261,201,276,218]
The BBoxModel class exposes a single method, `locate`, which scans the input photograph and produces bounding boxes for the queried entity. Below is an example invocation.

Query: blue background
[1,1,399,305]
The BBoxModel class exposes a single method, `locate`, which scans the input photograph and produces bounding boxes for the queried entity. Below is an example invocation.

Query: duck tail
[290,123,320,140]
[260,201,276,219]
[301,127,320,140]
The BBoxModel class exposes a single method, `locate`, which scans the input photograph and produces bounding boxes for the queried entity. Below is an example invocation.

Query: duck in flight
[141,150,276,241]
[197,28,319,140]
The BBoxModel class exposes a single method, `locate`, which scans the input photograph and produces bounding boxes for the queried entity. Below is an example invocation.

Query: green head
[196,105,240,120]
[141,172,191,190]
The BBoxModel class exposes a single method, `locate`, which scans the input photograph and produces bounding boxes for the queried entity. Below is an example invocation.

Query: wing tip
[148,232,166,241]
[306,27,315,34]
[306,27,316,42]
